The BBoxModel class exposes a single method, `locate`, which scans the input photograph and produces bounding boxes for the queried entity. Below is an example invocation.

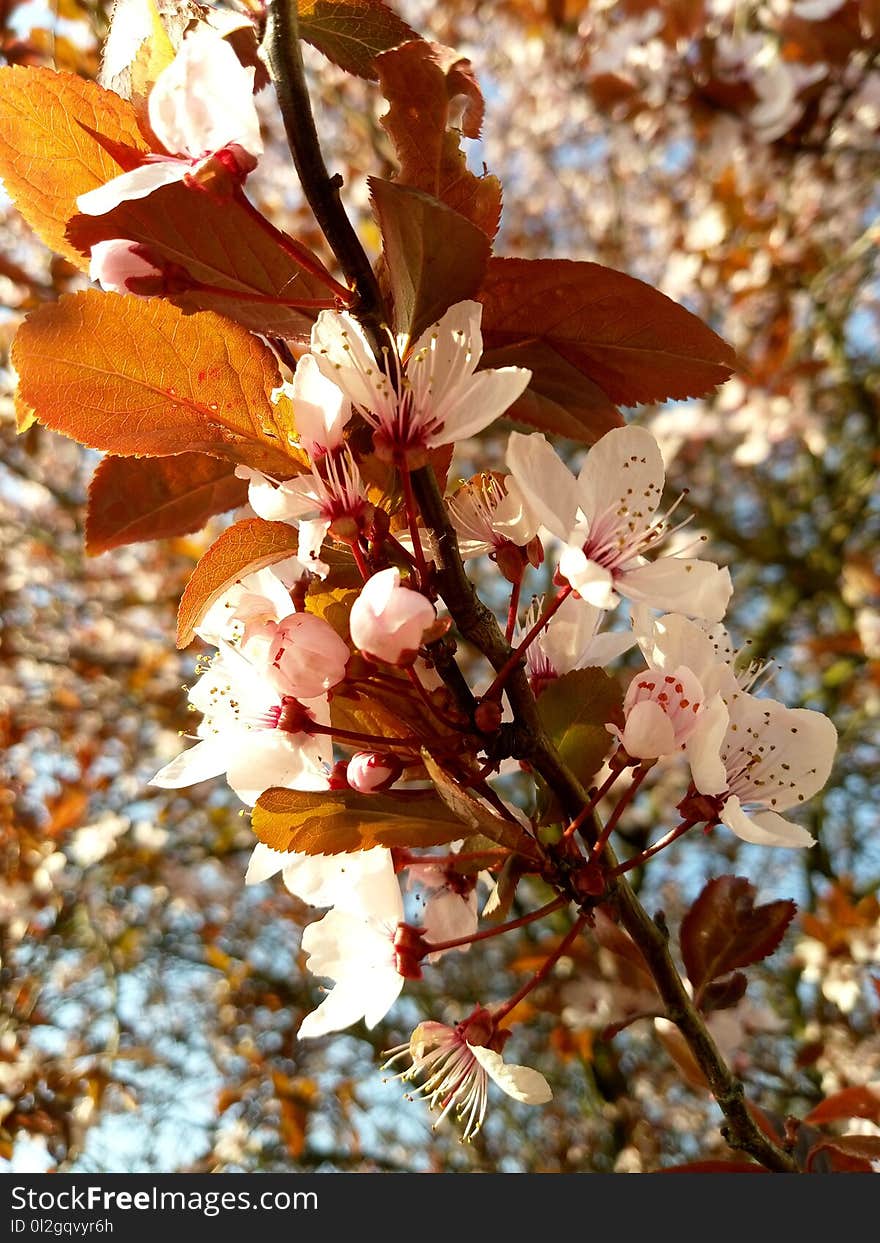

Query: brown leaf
[804,1086,880,1128]
[680,875,796,995]
[13,291,303,476]
[0,67,148,269]
[252,786,469,854]
[298,0,419,79]
[86,454,248,555]
[67,189,338,341]
[421,751,540,859]
[375,40,502,239]
[479,257,738,425]
[371,178,490,341]
[176,518,301,648]
[480,339,624,445]
[807,1135,880,1173]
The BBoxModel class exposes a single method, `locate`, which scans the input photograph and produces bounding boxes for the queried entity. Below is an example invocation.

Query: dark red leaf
[479,257,737,426]
[680,875,796,993]
[805,1086,880,1127]
[86,454,248,555]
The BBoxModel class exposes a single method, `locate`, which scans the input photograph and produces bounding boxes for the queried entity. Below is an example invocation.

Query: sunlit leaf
[13,291,301,476]
[252,786,468,854]
[375,40,502,239]
[0,67,148,269]
[298,0,418,79]
[86,454,248,555]
[176,518,300,648]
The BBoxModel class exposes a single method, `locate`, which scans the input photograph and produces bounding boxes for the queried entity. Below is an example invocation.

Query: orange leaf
[66,190,339,341]
[176,518,300,648]
[85,454,249,555]
[13,291,304,476]
[479,257,738,426]
[252,786,469,854]
[375,41,502,240]
[0,66,148,270]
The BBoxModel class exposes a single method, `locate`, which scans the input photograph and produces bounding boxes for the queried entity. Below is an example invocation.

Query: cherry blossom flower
[88,240,163,294]
[520,594,635,694]
[506,426,732,620]
[196,564,303,647]
[238,449,368,577]
[310,301,531,460]
[447,472,539,560]
[349,568,436,665]
[384,1013,552,1140]
[272,353,351,460]
[77,27,262,217]
[406,849,481,954]
[150,641,331,806]
[297,854,407,1038]
[611,612,730,786]
[705,688,838,848]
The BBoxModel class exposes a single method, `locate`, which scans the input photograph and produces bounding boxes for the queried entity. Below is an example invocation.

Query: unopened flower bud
[268,612,349,700]
[346,751,402,793]
[349,567,436,665]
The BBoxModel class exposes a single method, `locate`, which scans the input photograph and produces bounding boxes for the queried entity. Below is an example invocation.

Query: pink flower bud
[88,240,163,295]
[267,612,349,700]
[349,568,436,665]
[346,751,401,793]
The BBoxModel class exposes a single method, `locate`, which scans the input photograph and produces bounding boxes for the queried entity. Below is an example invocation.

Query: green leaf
[537,668,624,818]
[371,178,490,341]
[252,786,468,854]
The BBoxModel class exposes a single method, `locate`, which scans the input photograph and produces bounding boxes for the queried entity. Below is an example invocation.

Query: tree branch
[261,1,386,345]
[262,24,800,1173]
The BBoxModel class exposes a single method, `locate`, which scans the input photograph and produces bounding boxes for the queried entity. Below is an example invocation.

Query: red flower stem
[233,189,355,302]
[481,586,573,701]
[505,577,522,644]
[610,819,698,877]
[562,752,626,840]
[493,914,588,1023]
[589,762,654,859]
[351,540,371,581]
[398,462,429,584]
[423,895,568,954]
[189,280,339,309]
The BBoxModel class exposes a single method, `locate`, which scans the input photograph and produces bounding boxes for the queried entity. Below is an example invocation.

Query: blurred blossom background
[1,0,878,1173]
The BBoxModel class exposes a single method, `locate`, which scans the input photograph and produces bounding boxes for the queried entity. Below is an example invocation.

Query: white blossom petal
[469,1045,553,1104]
[76,160,188,215]
[506,431,582,541]
[619,557,733,622]
[720,796,815,848]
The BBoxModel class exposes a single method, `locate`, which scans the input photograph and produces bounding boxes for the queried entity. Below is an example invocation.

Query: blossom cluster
[20,20,840,1146]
